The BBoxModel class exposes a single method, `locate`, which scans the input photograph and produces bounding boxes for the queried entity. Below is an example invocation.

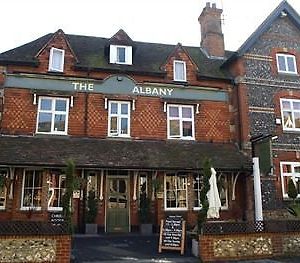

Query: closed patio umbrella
[207,167,221,219]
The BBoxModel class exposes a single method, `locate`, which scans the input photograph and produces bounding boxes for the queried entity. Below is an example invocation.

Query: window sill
[168,137,195,141]
[278,71,298,76]
[20,207,42,211]
[48,208,63,212]
[35,132,68,136]
[165,208,188,211]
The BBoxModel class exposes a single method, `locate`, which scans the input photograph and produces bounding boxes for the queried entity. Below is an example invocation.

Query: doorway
[106,177,129,232]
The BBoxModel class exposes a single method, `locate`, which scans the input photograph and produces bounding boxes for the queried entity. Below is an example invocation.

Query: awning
[0,135,252,172]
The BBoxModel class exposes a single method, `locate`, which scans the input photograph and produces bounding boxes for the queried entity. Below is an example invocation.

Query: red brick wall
[1,88,36,135]
[2,88,232,142]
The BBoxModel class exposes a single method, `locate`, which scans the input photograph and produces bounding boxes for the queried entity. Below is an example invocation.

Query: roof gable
[235,1,300,57]
[109,29,134,46]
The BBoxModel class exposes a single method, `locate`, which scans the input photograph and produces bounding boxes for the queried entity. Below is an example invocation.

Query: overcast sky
[1,0,300,53]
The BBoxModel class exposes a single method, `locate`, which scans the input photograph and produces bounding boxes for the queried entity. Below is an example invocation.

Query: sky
[1,0,300,53]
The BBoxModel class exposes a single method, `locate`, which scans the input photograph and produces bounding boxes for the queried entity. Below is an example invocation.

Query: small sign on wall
[73,190,80,199]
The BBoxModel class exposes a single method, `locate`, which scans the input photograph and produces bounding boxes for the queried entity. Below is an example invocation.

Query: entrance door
[106,177,129,232]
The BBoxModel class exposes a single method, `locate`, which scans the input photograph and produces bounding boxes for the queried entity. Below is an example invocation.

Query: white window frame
[173,60,187,81]
[0,170,8,210]
[280,162,300,198]
[48,174,66,211]
[164,173,188,211]
[167,104,195,140]
[109,45,132,65]
[193,173,202,210]
[108,101,131,137]
[48,47,65,72]
[276,53,297,74]
[280,98,300,132]
[36,96,69,135]
[21,170,43,211]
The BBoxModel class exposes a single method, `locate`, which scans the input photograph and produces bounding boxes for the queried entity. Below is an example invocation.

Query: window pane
[23,190,32,207]
[277,55,286,71]
[175,62,185,80]
[182,107,192,118]
[293,102,300,110]
[55,100,67,111]
[120,118,128,134]
[287,56,296,72]
[110,117,118,133]
[182,121,192,137]
[38,113,52,132]
[54,114,66,131]
[169,106,179,117]
[295,112,300,128]
[34,171,42,187]
[110,103,118,114]
[121,104,128,114]
[295,166,300,174]
[170,120,180,136]
[117,47,126,63]
[283,111,293,128]
[282,164,292,173]
[24,171,34,188]
[33,189,42,207]
[40,99,52,111]
[52,50,63,70]
[282,100,291,110]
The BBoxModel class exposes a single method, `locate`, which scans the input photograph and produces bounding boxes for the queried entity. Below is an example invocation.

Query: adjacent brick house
[225,1,300,219]
[0,3,254,233]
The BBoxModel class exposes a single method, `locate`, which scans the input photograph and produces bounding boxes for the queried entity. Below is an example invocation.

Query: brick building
[226,1,300,220]
[0,3,252,233]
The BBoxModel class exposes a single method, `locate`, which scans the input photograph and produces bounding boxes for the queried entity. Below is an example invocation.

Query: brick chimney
[198,2,225,58]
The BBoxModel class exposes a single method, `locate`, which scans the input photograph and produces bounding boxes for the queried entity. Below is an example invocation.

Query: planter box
[85,224,98,234]
[192,238,199,257]
[140,224,153,235]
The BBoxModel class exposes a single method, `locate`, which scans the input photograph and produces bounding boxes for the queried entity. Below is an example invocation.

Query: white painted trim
[173,60,187,82]
[109,45,132,65]
[280,98,300,132]
[100,170,104,201]
[167,104,195,140]
[164,173,188,210]
[133,171,138,201]
[21,170,42,210]
[276,53,297,74]
[108,100,131,137]
[36,96,69,135]
[280,161,300,198]
[231,172,240,201]
[48,47,65,72]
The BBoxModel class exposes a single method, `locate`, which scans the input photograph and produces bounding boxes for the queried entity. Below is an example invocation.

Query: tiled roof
[0,136,251,171]
[0,32,232,80]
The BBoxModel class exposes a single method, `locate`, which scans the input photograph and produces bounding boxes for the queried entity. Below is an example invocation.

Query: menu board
[158,215,185,255]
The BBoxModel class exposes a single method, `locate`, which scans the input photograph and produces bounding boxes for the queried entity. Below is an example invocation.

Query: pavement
[71,234,300,263]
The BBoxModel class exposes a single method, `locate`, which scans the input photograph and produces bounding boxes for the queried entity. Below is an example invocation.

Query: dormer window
[110,45,132,65]
[173,60,186,81]
[49,47,65,72]
[276,53,297,74]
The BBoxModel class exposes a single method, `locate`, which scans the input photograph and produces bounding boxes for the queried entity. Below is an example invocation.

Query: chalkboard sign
[49,212,65,226]
[158,215,185,255]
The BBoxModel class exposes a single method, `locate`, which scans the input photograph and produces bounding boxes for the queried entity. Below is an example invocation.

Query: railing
[203,220,300,235]
[0,221,69,236]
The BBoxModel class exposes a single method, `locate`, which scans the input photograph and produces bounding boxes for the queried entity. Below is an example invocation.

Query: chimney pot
[206,2,210,8]
[212,3,216,9]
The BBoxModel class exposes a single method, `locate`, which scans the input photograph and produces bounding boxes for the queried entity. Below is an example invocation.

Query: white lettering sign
[72,82,94,91]
[132,86,174,97]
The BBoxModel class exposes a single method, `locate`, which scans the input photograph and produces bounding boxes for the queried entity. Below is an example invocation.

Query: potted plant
[139,191,152,235]
[85,190,98,234]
